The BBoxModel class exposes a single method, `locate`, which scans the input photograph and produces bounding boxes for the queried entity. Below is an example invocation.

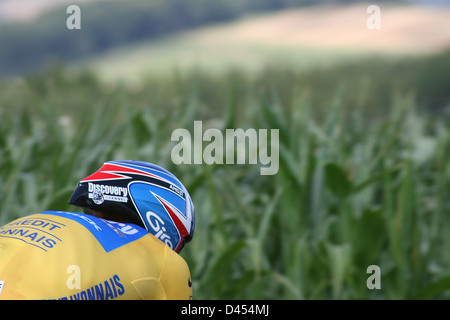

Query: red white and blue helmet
[68,160,195,253]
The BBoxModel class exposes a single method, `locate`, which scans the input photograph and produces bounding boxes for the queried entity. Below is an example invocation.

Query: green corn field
[0,52,449,299]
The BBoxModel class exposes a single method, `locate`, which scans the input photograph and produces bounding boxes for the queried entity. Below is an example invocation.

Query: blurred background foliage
[0,0,449,299]
[0,0,399,74]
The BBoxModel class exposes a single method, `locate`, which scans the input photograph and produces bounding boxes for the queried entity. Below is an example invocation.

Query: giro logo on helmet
[146,211,173,249]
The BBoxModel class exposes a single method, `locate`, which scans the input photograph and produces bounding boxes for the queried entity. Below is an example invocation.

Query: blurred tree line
[0,0,402,75]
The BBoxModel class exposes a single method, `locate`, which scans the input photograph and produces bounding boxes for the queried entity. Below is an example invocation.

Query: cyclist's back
[0,211,192,300]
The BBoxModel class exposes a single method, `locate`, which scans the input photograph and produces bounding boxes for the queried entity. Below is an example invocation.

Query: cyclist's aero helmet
[68,160,195,253]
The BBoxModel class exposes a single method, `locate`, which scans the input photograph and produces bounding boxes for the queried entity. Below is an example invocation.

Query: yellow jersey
[0,211,193,300]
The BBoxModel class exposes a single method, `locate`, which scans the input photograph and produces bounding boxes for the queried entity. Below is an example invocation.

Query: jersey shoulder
[131,244,193,300]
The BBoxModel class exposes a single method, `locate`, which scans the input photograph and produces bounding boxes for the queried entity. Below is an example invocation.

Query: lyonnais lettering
[0,228,57,249]
[88,183,128,204]
[57,274,125,300]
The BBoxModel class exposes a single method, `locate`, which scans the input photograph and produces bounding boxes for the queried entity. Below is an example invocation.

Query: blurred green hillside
[0,0,402,75]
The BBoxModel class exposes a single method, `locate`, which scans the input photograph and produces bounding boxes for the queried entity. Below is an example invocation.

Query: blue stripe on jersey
[43,211,148,253]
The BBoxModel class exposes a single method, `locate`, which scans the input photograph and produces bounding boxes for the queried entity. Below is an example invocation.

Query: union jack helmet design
[68,160,195,253]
